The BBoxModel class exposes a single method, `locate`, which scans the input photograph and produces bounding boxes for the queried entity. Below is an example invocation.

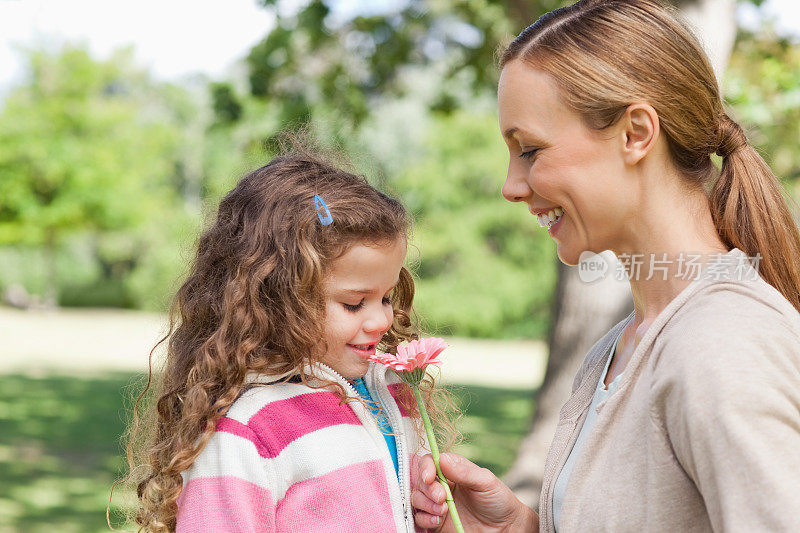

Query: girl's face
[497,60,638,265]
[321,236,407,380]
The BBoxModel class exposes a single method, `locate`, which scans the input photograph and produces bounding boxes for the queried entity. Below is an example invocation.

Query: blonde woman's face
[498,61,638,265]
[321,237,406,380]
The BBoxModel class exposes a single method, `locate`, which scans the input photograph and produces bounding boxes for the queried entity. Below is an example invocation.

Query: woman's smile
[546,211,565,237]
[531,206,565,231]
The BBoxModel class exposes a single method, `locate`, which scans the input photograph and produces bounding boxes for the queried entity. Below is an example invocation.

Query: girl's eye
[343,300,364,312]
[520,148,540,160]
[342,296,392,312]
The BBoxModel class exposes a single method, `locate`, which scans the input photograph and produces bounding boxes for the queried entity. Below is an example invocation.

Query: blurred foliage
[247,0,567,124]
[0,46,194,307]
[210,82,243,125]
[450,384,536,475]
[0,1,797,338]
[725,27,800,192]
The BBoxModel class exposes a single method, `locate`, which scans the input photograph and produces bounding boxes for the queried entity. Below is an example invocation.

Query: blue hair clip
[314,194,333,225]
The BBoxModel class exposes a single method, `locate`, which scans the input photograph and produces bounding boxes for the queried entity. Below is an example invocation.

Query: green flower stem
[412,384,464,533]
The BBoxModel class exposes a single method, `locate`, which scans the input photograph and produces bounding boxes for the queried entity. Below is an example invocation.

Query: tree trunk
[504,258,631,507]
[502,0,738,510]
[676,0,738,79]
[43,227,58,309]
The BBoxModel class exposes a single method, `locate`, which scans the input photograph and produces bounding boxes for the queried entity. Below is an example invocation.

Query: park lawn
[0,373,535,533]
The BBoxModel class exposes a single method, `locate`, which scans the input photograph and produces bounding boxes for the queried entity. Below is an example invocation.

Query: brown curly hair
[115,146,459,532]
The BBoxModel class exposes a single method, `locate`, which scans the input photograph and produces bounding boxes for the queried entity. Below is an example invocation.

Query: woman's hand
[411,452,539,532]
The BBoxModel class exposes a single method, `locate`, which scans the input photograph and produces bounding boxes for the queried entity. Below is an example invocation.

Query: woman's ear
[620,103,660,166]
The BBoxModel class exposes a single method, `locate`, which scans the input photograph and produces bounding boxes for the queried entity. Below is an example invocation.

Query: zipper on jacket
[370,369,415,532]
[316,362,412,531]
[313,362,360,397]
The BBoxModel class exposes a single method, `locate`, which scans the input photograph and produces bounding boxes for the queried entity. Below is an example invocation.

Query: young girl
[124,148,453,532]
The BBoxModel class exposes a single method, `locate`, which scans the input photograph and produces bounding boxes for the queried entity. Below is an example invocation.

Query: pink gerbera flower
[369,337,448,372]
[365,336,463,531]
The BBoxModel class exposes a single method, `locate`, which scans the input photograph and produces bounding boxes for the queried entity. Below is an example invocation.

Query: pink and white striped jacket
[176,362,429,532]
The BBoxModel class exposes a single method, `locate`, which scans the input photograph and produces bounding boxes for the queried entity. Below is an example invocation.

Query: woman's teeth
[537,207,564,229]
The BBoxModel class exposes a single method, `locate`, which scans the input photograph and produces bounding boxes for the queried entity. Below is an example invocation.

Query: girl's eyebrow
[340,279,401,295]
[341,288,373,295]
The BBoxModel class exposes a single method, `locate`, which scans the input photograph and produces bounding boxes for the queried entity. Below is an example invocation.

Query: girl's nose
[363,306,393,334]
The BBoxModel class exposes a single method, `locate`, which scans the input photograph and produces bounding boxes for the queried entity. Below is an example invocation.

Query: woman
[412,1,800,531]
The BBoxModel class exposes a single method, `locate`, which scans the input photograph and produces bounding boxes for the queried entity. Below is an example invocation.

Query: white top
[552,325,626,531]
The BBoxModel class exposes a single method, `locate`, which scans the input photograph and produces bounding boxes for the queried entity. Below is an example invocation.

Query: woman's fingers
[418,453,437,486]
[414,509,444,531]
[415,454,446,503]
[413,452,540,532]
[411,488,448,516]
[437,452,494,491]
[413,455,452,530]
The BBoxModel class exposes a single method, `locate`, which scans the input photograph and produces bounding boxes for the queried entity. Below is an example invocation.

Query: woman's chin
[555,244,582,267]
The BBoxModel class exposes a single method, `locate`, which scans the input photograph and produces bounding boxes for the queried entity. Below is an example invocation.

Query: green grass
[450,385,536,476]
[0,374,140,533]
[0,374,535,533]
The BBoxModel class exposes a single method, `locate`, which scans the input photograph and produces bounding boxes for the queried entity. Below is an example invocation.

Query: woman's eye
[343,300,364,312]
[520,148,539,160]
[382,296,392,305]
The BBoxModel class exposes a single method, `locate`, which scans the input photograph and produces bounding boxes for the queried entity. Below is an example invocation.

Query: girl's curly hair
[114,144,460,532]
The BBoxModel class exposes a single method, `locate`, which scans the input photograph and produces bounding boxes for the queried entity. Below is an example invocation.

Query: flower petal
[368,337,448,371]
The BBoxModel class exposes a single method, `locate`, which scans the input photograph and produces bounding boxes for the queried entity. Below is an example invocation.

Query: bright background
[2,0,798,86]
[0,1,798,531]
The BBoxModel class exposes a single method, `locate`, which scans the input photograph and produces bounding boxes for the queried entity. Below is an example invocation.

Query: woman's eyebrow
[503,126,520,140]
[503,126,546,145]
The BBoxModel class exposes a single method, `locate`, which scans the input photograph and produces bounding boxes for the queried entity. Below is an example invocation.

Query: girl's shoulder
[224,380,315,422]
[215,379,364,459]
[223,379,356,431]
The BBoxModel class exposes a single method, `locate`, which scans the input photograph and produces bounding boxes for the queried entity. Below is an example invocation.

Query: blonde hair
[501,0,800,310]
[115,142,459,532]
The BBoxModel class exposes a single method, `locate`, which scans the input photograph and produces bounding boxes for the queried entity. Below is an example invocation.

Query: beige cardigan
[539,249,800,532]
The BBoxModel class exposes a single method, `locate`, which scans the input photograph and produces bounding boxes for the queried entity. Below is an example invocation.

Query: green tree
[0,45,184,305]
[726,27,800,188]
[245,0,564,127]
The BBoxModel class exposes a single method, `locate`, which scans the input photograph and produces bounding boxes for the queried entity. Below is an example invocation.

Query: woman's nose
[501,164,531,203]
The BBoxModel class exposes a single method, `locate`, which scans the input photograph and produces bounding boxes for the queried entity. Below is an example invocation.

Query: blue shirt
[352,377,399,477]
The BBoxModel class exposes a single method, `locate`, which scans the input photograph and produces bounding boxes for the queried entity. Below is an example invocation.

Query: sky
[0,0,798,93]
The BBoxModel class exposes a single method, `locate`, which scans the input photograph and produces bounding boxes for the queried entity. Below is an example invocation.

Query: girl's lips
[347,343,377,357]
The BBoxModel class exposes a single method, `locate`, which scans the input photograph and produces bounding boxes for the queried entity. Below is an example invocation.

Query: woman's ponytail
[709,114,800,311]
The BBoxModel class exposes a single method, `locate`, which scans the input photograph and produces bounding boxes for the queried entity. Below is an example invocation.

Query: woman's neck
[618,182,729,325]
